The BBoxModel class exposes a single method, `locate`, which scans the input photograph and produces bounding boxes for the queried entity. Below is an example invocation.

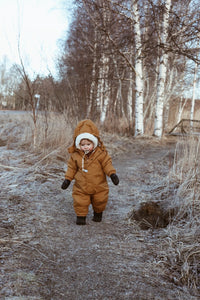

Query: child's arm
[101,151,119,185]
[61,155,78,189]
[65,155,78,181]
[61,156,77,190]
[100,151,116,175]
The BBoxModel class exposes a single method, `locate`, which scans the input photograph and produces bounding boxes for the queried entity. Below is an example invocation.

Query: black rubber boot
[76,216,86,225]
[92,212,103,222]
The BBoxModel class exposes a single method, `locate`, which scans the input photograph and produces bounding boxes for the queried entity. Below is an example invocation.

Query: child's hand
[110,174,119,185]
[61,179,71,189]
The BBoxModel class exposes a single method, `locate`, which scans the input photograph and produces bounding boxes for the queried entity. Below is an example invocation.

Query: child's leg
[91,189,109,222]
[73,189,91,223]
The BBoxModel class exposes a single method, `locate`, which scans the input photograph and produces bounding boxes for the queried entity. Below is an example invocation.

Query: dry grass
[34,113,73,151]
[126,136,200,297]
[156,137,200,295]
[0,111,73,160]
[0,111,142,161]
[171,137,200,216]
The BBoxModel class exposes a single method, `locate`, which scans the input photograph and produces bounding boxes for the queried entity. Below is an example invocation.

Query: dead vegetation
[0,111,200,299]
[128,136,200,297]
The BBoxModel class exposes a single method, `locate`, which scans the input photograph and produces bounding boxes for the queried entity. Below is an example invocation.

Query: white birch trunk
[190,61,197,128]
[114,78,124,117]
[96,62,103,111]
[96,51,110,124]
[127,45,133,126]
[87,27,97,118]
[127,70,133,125]
[132,0,144,136]
[100,53,110,123]
[154,0,171,137]
[96,0,110,124]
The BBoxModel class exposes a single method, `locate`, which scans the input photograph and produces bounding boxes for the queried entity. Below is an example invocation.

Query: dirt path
[0,136,198,299]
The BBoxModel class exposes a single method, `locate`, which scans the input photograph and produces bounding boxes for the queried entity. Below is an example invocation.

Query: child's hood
[68,119,105,153]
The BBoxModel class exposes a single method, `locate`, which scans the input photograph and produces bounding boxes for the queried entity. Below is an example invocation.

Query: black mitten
[61,179,71,189]
[110,174,119,185]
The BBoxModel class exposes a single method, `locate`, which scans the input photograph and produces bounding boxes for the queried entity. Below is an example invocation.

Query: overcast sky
[0,0,74,78]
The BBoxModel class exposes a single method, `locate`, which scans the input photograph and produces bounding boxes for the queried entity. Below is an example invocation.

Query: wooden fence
[168,119,200,135]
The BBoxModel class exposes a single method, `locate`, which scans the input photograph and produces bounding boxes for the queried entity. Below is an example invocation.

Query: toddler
[61,119,119,225]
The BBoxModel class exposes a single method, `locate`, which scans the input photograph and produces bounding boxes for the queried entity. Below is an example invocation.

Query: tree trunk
[87,27,98,118]
[112,54,125,118]
[96,0,110,124]
[99,53,110,123]
[154,0,171,137]
[190,61,197,128]
[132,0,144,136]
[127,45,134,128]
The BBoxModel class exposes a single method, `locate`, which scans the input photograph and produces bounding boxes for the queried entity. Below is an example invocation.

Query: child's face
[80,139,94,153]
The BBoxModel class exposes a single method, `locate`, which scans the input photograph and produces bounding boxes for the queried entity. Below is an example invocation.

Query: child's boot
[92,212,103,222]
[76,216,86,225]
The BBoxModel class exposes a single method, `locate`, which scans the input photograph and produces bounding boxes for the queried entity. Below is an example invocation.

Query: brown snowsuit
[64,119,116,216]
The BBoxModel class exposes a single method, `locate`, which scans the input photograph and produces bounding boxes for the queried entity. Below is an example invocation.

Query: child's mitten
[110,174,119,185]
[61,179,71,189]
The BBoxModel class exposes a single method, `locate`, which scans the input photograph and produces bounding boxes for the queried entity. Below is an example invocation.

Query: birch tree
[190,61,197,127]
[131,0,144,135]
[97,51,110,123]
[127,48,134,128]
[154,0,171,137]
[190,35,200,127]
[96,0,111,124]
[58,0,200,134]
[87,26,98,118]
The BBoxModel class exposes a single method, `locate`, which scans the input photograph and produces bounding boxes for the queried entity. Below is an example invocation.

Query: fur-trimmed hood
[68,119,105,153]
